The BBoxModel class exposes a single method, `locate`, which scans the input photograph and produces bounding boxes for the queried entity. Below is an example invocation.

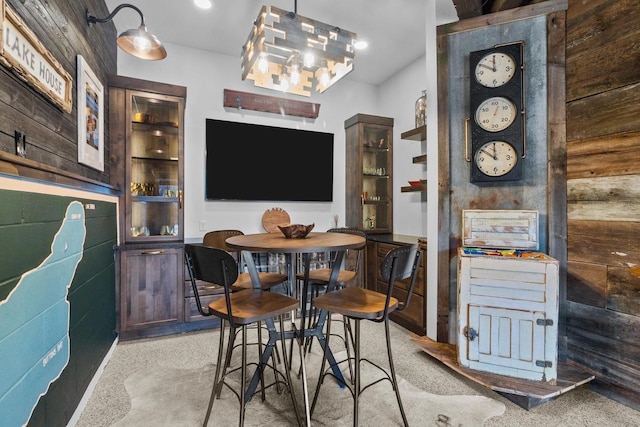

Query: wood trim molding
[223,89,320,118]
[0,151,118,196]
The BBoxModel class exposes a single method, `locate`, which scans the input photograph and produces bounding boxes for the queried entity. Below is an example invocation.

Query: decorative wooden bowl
[278,223,315,238]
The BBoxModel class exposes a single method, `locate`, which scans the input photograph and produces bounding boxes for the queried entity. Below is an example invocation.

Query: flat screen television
[205,119,334,201]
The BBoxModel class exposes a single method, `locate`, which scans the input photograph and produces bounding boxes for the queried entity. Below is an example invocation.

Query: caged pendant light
[241,2,357,97]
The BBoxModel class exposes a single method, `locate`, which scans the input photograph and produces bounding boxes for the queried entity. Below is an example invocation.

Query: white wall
[379,56,429,237]
[114,2,455,246]
[116,44,429,238]
[116,45,384,237]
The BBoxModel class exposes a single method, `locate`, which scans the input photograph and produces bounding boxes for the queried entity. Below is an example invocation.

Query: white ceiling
[104,0,459,86]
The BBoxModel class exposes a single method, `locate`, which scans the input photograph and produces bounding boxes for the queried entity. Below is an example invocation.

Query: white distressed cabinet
[457,249,559,381]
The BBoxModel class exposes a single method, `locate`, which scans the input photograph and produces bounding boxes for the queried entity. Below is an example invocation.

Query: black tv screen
[205,119,334,201]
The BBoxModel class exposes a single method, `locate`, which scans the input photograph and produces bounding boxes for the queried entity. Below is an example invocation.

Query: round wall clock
[474,140,518,177]
[474,96,517,132]
[474,52,517,88]
[468,41,525,183]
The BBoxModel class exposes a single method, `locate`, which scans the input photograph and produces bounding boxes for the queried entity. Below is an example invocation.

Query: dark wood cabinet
[366,235,427,335]
[345,114,394,234]
[109,76,214,339]
[117,244,183,338]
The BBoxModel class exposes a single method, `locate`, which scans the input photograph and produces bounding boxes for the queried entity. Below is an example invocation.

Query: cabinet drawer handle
[141,250,164,255]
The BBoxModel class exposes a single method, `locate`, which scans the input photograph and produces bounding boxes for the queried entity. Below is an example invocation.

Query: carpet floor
[73,319,640,426]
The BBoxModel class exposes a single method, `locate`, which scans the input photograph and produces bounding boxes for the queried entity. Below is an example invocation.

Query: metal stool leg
[239,325,248,426]
[385,318,408,427]
[310,311,332,415]
[203,319,227,426]
[353,319,361,427]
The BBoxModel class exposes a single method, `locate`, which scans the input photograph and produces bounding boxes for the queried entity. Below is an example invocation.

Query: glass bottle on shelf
[415,90,427,128]
[128,93,182,241]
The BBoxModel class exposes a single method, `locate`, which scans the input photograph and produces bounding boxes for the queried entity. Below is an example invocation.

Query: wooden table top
[226,231,366,253]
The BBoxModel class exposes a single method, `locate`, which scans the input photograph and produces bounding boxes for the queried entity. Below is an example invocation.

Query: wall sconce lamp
[86,3,167,60]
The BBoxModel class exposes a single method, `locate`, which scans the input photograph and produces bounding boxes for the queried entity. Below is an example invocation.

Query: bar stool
[294,227,366,375]
[184,244,304,427]
[310,244,421,427]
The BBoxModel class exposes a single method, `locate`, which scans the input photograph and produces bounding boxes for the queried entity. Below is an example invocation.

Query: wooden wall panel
[565,301,640,407]
[567,131,640,179]
[565,0,640,101]
[0,0,117,185]
[566,260,607,307]
[607,266,640,315]
[567,175,640,221]
[567,220,640,266]
[565,0,640,403]
[566,83,640,141]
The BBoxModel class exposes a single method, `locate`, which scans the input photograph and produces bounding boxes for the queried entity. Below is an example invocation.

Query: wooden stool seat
[208,289,299,325]
[311,286,399,320]
[233,271,288,290]
[295,268,357,287]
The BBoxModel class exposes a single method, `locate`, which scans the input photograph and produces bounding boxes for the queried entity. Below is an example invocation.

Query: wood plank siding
[565,0,640,409]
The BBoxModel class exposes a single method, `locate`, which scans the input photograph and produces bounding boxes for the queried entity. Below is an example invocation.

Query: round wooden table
[226,231,365,255]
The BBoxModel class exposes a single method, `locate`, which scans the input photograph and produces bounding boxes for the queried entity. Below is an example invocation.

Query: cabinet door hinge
[536,318,553,326]
[536,360,553,368]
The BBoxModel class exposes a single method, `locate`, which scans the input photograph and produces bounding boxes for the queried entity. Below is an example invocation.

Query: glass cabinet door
[361,124,392,232]
[345,114,393,234]
[126,92,183,242]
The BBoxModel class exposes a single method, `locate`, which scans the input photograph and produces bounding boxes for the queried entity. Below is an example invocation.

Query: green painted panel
[0,187,117,427]
[0,191,24,226]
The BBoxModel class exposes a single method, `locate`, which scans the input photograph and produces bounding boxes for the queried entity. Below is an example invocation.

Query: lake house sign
[0,1,73,113]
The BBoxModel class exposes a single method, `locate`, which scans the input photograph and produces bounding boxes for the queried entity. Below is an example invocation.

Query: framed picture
[77,55,104,171]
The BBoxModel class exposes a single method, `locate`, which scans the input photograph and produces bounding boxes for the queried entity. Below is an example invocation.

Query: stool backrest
[380,244,421,318]
[326,227,367,274]
[184,244,239,322]
[203,229,243,251]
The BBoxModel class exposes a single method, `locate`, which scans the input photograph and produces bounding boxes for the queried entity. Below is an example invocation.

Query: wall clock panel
[469,42,525,183]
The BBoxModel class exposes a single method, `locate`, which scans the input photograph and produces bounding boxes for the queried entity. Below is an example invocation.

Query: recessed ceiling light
[354,40,368,50]
[194,0,212,9]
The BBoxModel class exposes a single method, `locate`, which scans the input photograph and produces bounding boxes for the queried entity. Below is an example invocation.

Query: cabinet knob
[463,326,478,341]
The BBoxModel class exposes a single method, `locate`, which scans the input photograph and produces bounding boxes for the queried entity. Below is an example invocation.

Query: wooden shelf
[412,154,427,164]
[401,184,426,193]
[400,125,427,141]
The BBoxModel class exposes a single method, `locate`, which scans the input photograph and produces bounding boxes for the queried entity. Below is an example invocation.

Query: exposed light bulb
[258,53,269,74]
[133,36,152,53]
[290,64,300,85]
[280,74,289,92]
[320,66,330,87]
[303,52,314,68]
